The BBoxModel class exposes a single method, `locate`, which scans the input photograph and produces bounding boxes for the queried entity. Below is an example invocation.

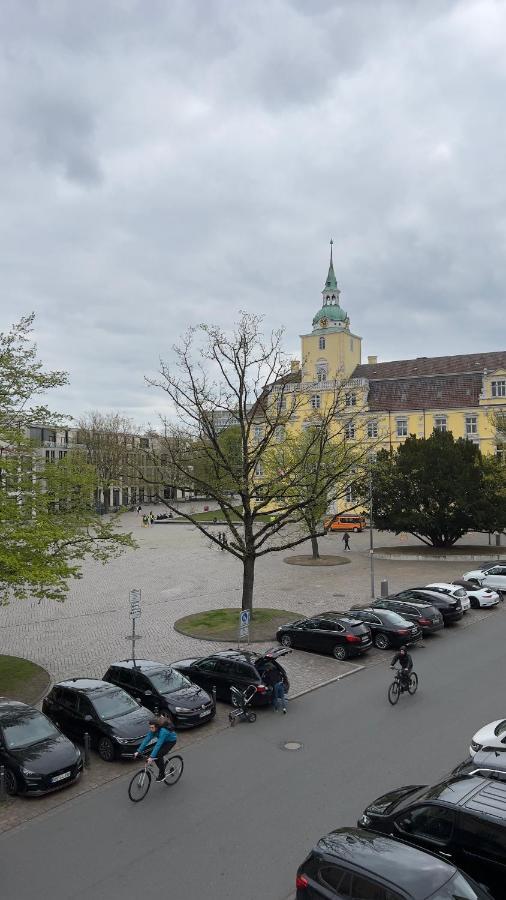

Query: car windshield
[1,709,59,750]
[147,669,191,695]
[91,688,139,721]
[428,871,484,899]
[380,611,412,626]
[494,721,506,736]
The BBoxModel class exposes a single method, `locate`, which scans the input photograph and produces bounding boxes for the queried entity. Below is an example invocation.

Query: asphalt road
[2,609,505,900]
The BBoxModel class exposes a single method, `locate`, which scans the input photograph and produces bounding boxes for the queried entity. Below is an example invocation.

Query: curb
[290,664,365,700]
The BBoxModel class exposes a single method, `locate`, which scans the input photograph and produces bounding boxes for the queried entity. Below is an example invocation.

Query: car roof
[379,598,433,609]
[425,583,456,590]
[0,699,33,722]
[315,827,455,896]
[417,775,506,820]
[318,613,362,625]
[109,659,169,672]
[56,678,119,694]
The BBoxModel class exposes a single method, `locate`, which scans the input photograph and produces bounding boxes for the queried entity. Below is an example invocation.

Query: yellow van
[323,514,366,533]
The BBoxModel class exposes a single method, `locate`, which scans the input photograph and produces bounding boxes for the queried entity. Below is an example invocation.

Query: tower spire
[323,239,338,292]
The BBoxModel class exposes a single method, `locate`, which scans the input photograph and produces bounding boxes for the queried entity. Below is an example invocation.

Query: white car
[470,719,506,756]
[463,564,506,594]
[425,583,470,612]
[451,580,501,609]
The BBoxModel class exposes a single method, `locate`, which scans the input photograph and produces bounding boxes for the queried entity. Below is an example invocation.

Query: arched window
[319,336,325,350]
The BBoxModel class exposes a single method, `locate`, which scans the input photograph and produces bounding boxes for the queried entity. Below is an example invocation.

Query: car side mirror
[84,714,93,723]
[144,690,153,697]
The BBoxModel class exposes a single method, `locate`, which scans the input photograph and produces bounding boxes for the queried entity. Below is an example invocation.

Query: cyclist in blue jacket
[135,717,177,782]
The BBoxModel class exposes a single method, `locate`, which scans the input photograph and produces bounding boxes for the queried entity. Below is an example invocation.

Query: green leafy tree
[0,315,134,604]
[371,430,506,547]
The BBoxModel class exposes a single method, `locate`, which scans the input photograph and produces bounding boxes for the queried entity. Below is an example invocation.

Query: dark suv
[359,775,506,897]
[103,659,214,728]
[371,598,444,635]
[387,589,463,624]
[42,679,151,761]
[296,826,491,899]
[171,648,290,706]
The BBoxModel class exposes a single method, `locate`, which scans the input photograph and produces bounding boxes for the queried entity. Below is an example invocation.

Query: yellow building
[275,244,506,462]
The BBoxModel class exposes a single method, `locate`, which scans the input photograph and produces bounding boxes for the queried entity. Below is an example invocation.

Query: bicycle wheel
[408,672,418,695]
[164,755,184,786]
[128,768,151,802]
[388,681,400,705]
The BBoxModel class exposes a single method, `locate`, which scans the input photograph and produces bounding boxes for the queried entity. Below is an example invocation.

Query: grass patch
[0,655,50,704]
[175,607,298,642]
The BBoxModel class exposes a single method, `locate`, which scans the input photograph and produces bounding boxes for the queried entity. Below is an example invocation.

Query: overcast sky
[1,0,505,426]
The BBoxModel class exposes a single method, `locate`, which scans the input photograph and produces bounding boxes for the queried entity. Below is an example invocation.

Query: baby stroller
[228,684,257,726]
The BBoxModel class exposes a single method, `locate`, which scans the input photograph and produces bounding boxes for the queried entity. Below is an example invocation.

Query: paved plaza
[1,511,500,689]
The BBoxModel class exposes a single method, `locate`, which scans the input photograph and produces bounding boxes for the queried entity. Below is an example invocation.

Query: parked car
[276,614,372,660]
[462,565,506,595]
[171,648,290,706]
[470,719,506,757]
[295,826,492,899]
[336,607,422,650]
[451,579,501,609]
[323,514,366,533]
[387,588,464,624]
[425,583,471,612]
[103,659,215,728]
[0,698,83,796]
[358,774,506,896]
[42,678,152,761]
[371,597,444,635]
[452,750,506,781]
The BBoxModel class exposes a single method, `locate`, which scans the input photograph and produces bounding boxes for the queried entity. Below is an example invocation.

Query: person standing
[342,531,351,551]
[137,504,142,516]
[264,663,287,714]
[149,511,154,526]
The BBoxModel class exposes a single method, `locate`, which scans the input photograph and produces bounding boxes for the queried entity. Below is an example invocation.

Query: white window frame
[316,365,327,383]
[311,394,321,410]
[319,336,326,350]
[345,484,353,503]
[276,395,286,412]
[345,392,356,407]
[396,418,408,437]
[434,416,447,432]
[344,421,355,440]
[492,380,506,398]
[367,421,378,439]
[253,425,263,442]
[465,416,478,435]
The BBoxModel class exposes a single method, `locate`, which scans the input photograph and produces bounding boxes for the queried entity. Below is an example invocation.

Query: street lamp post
[369,459,375,599]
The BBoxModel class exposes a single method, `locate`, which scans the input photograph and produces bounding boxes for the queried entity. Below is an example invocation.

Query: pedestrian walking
[136,505,142,516]
[221,532,228,551]
[142,514,148,527]
[149,511,154,526]
[342,531,351,551]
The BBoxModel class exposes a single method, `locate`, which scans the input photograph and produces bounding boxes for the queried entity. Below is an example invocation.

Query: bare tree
[77,412,134,510]
[138,313,372,611]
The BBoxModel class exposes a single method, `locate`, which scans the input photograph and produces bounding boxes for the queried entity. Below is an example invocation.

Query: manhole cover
[333,592,345,597]
[282,741,303,751]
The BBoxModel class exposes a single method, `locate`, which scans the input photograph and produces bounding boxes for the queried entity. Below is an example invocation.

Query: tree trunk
[242,554,255,612]
[310,533,320,560]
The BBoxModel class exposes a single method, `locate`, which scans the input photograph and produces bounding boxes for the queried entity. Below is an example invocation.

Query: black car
[276,614,372,660]
[388,589,464,624]
[359,775,506,897]
[371,598,444,635]
[171,648,290,706]
[0,699,83,796]
[330,607,422,650]
[42,679,152,761]
[296,826,491,899]
[103,659,215,728]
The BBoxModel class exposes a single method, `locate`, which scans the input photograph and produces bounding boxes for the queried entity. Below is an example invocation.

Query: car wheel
[332,644,347,661]
[98,736,115,762]
[280,634,292,648]
[468,579,480,587]
[374,633,390,650]
[470,597,478,609]
[4,768,19,796]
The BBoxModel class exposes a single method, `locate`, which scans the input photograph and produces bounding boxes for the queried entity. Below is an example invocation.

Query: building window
[367,421,378,439]
[345,485,353,503]
[396,418,408,437]
[319,336,325,350]
[139,488,145,502]
[311,394,321,410]
[122,489,129,506]
[255,461,264,477]
[275,426,285,443]
[492,380,506,397]
[316,365,327,383]
[344,421,355,439]
[465,416,478,435]
[434,416,447,432]
[276,395,286,412]
[345,392,356,407]
[139,437,149,449]
[497,443,505,462]
[253,425,263,442]
[58,450,66,459]
[131,488,137,505]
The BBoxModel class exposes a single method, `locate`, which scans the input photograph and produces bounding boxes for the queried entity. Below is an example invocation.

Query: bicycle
[128,750,184,803]
[388,666,418,705]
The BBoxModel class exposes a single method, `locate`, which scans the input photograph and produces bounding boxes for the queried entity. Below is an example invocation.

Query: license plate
[52,771,71,783]
[199,710,210,717]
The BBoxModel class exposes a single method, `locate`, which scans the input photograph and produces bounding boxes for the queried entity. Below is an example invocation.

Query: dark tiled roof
[365,373,483,411]
[353,350,506,380]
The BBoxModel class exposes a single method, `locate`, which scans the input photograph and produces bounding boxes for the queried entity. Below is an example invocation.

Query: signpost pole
[128,588,142,666]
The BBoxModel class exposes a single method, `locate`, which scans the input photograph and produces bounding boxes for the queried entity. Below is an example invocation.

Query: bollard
[380,579,389,598]
[84,732,91,768]
[0,764,5,801]
[212,685,217,709]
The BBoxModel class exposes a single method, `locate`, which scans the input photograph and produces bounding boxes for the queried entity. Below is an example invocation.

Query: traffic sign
[239,609,250,641]
[130,588,141,619]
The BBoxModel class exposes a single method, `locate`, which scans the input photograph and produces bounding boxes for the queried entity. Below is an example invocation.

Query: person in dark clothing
[342,532,350,551]
[390,645,413,690]
[263,663,287,713]
[135,718,177,782]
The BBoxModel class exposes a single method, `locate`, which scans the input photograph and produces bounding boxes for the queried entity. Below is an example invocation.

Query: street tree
[0,316,134,604]
[370,430,506,547]
[77,411,135,510]
[140,313,368,611]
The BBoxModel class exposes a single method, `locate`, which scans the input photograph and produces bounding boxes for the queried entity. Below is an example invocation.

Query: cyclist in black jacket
[390,646,413,690]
